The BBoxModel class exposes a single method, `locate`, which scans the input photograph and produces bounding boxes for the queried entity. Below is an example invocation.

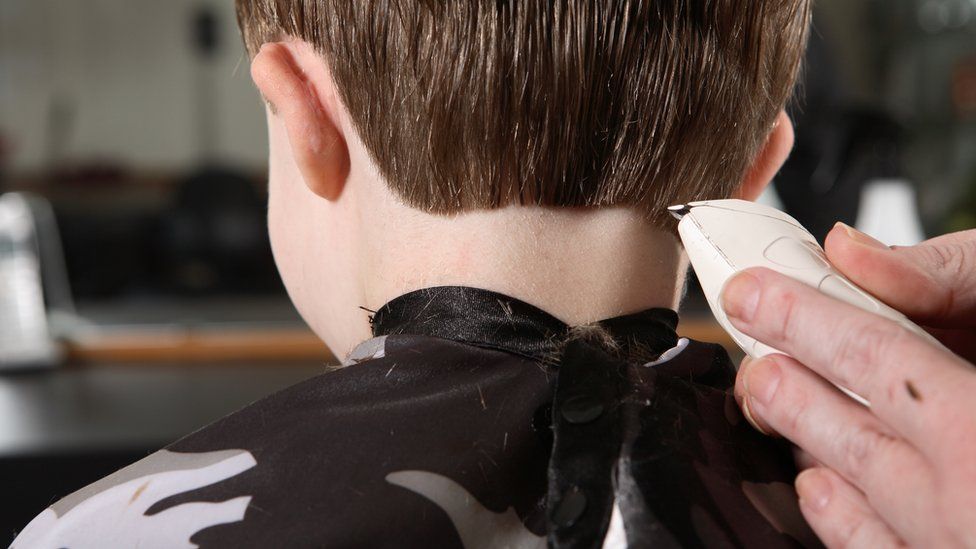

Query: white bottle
[0,193,60,369]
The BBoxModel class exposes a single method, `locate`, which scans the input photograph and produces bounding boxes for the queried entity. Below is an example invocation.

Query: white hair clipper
[670,199,938,407]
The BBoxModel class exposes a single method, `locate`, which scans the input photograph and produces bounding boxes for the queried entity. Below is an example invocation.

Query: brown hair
[236,1,811,225]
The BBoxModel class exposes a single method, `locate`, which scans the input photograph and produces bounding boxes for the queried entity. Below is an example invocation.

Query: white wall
[0,0,268,173]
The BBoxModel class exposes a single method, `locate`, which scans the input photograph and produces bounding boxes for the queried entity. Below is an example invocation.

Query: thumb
[824,224,976,328]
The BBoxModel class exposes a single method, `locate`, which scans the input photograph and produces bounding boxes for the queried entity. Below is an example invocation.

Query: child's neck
[356,189,688,333]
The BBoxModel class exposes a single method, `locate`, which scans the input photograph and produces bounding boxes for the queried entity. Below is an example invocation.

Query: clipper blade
[668,204,691,221]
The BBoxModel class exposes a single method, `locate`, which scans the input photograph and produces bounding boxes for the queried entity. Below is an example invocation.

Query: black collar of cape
[370,286,680,362]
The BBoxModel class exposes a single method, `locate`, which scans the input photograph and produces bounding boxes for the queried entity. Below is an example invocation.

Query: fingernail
[740,357,754,393]
[796,469,832,512]
[741,397,774,436]
[739,355,756,394]
[722,272,761,321]
[836,222,887,250]
[737,356,753,382]
[745,358,781,406]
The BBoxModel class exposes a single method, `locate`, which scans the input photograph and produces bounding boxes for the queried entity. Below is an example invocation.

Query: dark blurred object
[192,6,221,59]
[191,5,222,165]
[56,206,158,299]
[47,167,280,300]
[776,23,859,241]
[778,108,906,242]
[157,168,277,295]
[776,19,907,242]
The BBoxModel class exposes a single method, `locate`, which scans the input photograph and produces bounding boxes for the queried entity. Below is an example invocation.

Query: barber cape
[14,287,819,548]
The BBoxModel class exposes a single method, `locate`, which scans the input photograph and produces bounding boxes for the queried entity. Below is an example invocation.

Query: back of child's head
[236,1,811,226]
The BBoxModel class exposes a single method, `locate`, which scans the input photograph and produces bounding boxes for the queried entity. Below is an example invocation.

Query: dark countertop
[0,362,325,459]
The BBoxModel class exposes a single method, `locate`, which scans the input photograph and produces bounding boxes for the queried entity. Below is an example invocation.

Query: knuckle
[841,423,896,482]
[775,370,810,436]
[831,322,906,391]
[920,241,955,273]
[781,400,809,441]
[919,240,976,316]
[924,240,973,279]
[780,388,809,437]
[765,284,803,344]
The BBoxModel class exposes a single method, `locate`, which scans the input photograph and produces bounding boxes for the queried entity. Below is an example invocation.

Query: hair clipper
[670,199,939,407]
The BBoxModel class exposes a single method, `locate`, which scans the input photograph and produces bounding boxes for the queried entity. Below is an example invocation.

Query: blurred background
[1,0,975,540]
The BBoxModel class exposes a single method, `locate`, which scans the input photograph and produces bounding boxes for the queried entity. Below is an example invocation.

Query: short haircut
[236,2,811,225]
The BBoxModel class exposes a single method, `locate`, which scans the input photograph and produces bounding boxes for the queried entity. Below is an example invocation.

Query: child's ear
[250,41,350,201]
[736,110,795,201]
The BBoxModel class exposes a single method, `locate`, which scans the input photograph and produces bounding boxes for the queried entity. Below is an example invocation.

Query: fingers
[736,355,936,539]
[825,225,976,328]
[796,468,906,549]
[723,267,974,452]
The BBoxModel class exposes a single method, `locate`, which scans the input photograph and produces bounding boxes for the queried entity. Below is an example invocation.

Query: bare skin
[723,225,976,548]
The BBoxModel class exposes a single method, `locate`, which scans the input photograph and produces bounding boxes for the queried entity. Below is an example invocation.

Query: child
[16,2,818,547]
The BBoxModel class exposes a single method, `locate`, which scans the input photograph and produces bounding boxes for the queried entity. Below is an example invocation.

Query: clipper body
[672,199,936,407]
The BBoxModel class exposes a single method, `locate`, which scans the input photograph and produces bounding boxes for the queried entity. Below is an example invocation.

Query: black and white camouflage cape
[14,287,820,548]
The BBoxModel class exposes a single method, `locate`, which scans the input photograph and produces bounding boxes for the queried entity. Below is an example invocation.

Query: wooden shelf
[66,327,333,364]
[63,315,736,365]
